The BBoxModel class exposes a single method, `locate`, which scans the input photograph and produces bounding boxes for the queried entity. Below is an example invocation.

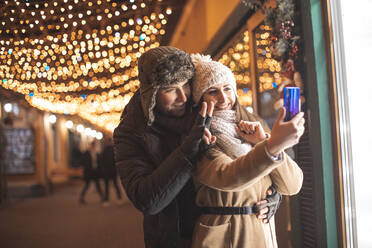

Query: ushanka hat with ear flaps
[191,54,237,104]
[138,46,195,126]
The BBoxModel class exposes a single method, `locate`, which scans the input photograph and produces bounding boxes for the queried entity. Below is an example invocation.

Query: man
[113,46,280,248]
[79,141,104,204]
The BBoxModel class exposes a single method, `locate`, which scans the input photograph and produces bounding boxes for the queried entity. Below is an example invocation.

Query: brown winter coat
[114,92,199,248]
[191,105,303,248]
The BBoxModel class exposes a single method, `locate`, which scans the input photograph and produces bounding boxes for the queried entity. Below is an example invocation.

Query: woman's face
[202,83,235,111]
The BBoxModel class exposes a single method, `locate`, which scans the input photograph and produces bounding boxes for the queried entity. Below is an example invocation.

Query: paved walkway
[0,180,145,248]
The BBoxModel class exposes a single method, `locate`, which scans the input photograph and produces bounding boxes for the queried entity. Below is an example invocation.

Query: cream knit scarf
[210,110,252,159]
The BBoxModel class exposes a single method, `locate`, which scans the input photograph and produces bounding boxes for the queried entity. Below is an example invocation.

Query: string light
[218,31,253,107]
[218,26,283,107]
[76,124,84,133]
[65,120,73,129]
[48,114,57,124]
[0,1,173,132]
[96,132,103,140]
[4,103,12,112]
[255,25,282,92]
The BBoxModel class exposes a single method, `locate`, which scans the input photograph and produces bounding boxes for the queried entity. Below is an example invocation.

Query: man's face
[155,79,191,117]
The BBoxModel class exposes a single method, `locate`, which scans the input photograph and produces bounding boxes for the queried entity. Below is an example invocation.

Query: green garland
[240,0,266,10]
[241,0,300,67]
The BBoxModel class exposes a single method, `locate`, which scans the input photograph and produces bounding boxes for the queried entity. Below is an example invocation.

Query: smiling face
[155,79,191,117]
[202,83,236,111]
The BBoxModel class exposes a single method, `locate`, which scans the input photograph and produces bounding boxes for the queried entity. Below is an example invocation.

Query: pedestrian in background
[99,137,122,207]
[79,141,104,204]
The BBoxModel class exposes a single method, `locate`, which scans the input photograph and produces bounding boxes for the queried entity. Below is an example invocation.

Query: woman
[190,54,304,248]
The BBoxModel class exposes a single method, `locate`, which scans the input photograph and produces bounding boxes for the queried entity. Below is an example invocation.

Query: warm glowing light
[0,0,169,132]
[4,103,12,112]
[96,132,103,140]
[76,124,84,133]
[48,114,57,124]
[65,120,73,129]
[84,127,93,136]
[255,25,282,92]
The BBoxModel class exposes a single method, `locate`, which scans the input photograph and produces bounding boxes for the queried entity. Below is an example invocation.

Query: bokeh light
[0,0,174,132]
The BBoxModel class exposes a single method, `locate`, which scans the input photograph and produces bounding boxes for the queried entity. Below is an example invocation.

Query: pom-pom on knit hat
[138,46,195,126]
[190,54,236,104]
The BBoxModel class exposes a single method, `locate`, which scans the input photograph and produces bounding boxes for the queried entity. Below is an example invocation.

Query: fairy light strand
[0,0,174,132]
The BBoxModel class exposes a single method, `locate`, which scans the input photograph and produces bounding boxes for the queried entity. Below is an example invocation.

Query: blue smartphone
[283,87,301,121]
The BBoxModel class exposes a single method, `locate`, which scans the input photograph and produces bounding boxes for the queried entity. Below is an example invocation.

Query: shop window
[253,24,283,127]
[218,31,253,111]
[3,128,35,174]
[215,19,283,128]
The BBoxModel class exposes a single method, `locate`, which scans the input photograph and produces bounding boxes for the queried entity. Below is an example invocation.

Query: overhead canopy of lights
[0,0,184,132]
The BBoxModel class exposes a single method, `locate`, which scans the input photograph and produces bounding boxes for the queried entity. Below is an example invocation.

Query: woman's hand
[202,128,216,145]
[235,121,266,145]
[266,107,305,156]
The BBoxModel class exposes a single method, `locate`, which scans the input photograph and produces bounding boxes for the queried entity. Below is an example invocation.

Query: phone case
[283,87,301,121]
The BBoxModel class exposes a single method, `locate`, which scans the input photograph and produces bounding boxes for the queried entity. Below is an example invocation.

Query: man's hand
[235,121,266,145]
[200,102,216,146]
[256,188,272,223]
[181,101,215,162]
[266,107,305,156]
[255,186,282,223]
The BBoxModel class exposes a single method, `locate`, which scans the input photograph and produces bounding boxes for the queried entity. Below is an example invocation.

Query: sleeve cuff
[264,141,283,162]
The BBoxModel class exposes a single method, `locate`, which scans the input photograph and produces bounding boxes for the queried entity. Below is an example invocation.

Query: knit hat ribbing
[138,46,195,126]
[191,54,236,104]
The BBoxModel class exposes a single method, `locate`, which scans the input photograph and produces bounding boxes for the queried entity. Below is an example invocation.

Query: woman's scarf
[210,110,252,159]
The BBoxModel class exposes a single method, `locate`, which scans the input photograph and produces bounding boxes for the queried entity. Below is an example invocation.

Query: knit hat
[191,54,237,104]
[138,46,195,126]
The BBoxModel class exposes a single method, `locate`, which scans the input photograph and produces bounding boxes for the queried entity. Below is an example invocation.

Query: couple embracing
[114,46,304,248]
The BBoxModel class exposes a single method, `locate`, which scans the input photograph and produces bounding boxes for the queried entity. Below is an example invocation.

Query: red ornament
[283,59,295,80]
[289,44,299,59]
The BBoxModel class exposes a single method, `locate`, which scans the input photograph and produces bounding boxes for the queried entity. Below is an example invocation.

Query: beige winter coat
[191,140,303,248]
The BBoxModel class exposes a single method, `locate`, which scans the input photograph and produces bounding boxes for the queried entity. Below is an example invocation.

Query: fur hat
[191,54,236,104]
[138,46,195,126]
